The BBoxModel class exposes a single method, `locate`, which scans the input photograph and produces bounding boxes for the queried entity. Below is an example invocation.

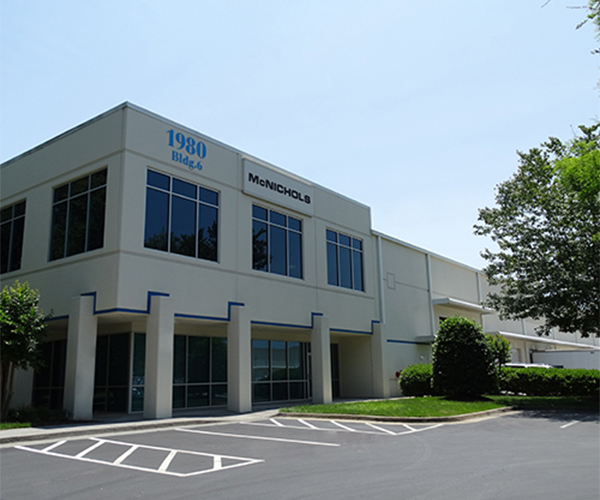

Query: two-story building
[2,103,597,420]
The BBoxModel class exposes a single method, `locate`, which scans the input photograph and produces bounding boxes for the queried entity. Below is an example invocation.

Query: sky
[1,1,598,269]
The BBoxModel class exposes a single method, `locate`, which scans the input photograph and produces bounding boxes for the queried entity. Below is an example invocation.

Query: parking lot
[1,410,598,500]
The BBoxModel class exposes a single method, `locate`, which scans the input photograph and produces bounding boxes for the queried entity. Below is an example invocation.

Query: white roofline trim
[494,331,600,350]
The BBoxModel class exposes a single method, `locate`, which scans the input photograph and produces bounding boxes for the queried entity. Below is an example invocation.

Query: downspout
[426,253,436,337]
[376,234,385,324]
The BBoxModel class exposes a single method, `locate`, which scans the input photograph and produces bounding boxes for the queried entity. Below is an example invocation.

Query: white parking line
[298,419,319,429]
[15,437,264,477]
[114,444,139,465]
[560,421,579,429]
[244,418,445,437]
[158,449,178,472]
[42,440,67,452]
[366,423,397,435]
[176,428,340,447]
[331,421,356,432]
[75,440,104,458]
[270,418,285,427]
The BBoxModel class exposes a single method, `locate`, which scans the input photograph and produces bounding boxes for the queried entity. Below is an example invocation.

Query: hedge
[399,364,600,398]
[399,364,433,396]
[499,367,600,397]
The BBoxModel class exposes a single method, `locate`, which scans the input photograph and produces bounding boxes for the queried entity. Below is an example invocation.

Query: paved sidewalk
[0,409,280,447]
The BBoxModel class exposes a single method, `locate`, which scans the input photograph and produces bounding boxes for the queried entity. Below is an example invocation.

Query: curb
[0,418,221,446]
[278,406,516,423]
[0,409,281,446]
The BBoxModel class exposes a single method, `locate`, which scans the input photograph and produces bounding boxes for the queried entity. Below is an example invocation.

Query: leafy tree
[1,281,50,420]
[475,124,600,338]
[432,316,496,399]
[485,334,511,369]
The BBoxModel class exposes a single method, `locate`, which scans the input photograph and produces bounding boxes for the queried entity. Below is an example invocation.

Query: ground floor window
[131,333,146,412]
[331,343,340,398]
[173,335,228,409]
[32,339,67,409]
[94,333,130,412]
[252,340,309,403]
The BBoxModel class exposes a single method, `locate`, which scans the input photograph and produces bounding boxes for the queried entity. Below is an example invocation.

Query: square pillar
[144,295,174,419]
[371,321,389,398]
[64,295,97,421]
[227,303,252,413]
[311,314,332,404]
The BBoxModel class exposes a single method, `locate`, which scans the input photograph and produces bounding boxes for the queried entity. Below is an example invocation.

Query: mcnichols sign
[243,159,315,216]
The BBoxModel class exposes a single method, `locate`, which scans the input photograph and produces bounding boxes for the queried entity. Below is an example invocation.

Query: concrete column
[371,321,389,398]
[144,295,174,419]
[311,314,332,404]
[227,303,252,413]
[64,295,97,421]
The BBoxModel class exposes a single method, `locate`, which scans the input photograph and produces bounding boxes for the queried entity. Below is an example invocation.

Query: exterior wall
[2,102,598,416]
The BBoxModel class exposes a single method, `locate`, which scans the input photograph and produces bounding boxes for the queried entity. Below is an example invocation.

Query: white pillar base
[311,314,332,404]
[227,303,252,413]
[144,295,174,419]
[64,295,97,421]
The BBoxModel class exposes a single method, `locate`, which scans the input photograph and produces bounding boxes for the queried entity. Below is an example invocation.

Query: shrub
[5,406,68,425]
[432,316,496,398]
[499,367,600,397]
[399,364,433,396]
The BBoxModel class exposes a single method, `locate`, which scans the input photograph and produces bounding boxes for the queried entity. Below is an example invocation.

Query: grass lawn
[0,422,31,430]
[281,395,599,418]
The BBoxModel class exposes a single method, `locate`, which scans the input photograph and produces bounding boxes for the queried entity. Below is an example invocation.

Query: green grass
[0,422,31,430]
[281,397,507,418]
[281,395,599,418]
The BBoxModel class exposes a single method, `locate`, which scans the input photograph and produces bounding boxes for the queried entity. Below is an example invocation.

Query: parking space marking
[365,423,397,435]
[176,428,340,447]
[244,418,444,436]
[560,421,579,429]
[331,420,356,432]
[270,418,285,427]
[75,440,104,458]
[15,437,263,477]
[298,419,319,429]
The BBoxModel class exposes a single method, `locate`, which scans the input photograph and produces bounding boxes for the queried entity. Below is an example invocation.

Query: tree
[485,334,511,369]
[1,281,50,419]
[474,123,600,338]
[432,316,496,399]
[575,0,600,54]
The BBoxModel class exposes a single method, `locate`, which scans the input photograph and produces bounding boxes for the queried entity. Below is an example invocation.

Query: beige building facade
[2,103,598,419]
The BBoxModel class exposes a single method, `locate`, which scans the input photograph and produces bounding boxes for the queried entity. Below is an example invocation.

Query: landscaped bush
[499,367,600,397]
[432,317,496,398]
[399,364,433,396]
[5,406,69,425]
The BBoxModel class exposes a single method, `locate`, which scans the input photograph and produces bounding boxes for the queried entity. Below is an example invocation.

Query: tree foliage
[432,317,496,399]
[1,281,50,419]
[475,124,600,338]
[485,334,512,369]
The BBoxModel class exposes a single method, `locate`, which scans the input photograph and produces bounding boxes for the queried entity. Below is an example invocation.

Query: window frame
[252,204,303,279]
[1,200,26,274]
[144,169,220,263]
[49,168,107,261]
[326,229,365,292]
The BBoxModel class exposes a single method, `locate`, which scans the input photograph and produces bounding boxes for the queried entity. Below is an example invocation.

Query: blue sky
[1,1,597,269]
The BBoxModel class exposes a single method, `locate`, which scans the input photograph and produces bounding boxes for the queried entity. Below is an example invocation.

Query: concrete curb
[0,409,280,446]
[278,406,516,423]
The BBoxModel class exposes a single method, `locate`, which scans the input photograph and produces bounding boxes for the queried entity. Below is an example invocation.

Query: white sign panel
[243,160,315,216]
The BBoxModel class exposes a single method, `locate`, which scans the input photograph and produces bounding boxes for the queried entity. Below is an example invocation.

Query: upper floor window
[144,170,219,262]
[1,200,26,274]
[50,169,107,261]
[326,229,364,291]
[252,205,302,279]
